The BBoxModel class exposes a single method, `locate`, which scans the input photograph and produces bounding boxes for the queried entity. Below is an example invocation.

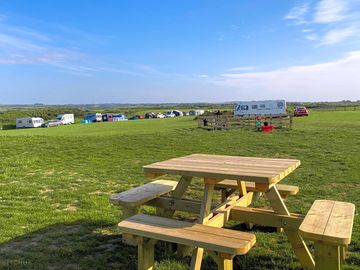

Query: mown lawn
[0,111,359,269]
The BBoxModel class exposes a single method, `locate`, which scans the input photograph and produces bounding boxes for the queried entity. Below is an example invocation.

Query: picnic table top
[143,154,300,184]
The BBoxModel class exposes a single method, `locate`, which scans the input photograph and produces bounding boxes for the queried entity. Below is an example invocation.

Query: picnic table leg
[190,181,215,270]
[314,242,340,270]
[161,175,192,218]
[137,237,156,270]
[265,186,315,270]
[245,191,262,230]
[160,176,193,255]
[340,245,346,262]
[237,180,255,229]
[122,207,139,246]
[217,255,233,270]
[208,252,233,270]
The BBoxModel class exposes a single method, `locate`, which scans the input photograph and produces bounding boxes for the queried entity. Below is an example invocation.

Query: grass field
[0,111,359,269]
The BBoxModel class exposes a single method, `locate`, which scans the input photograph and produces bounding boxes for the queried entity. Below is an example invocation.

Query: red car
[294,106,309,117]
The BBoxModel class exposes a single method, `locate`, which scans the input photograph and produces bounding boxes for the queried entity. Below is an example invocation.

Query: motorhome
[56,114,75,125]
[234,100,287,116]
[84,113,102,122]
[16,117,44,128]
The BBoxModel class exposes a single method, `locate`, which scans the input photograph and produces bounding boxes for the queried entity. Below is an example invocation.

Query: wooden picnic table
[143,154,315,269]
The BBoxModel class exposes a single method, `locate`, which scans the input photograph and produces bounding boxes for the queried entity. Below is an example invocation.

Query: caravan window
[18,120,22,124]
[277,102,284,108]
[240,105,249,110]
[260,104,265,109]
[251,105,258,109]
[29,120,32,123]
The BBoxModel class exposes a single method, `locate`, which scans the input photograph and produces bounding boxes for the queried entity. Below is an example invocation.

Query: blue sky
[0,0,359,104]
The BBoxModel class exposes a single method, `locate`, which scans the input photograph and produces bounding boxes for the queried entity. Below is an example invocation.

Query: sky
[0,0,359,104]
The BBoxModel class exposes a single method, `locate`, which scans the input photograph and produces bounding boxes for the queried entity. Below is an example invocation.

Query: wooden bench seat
[215,180,299,198]
[299,200,355,270]
[118,214,256,270]
[110,179,178,208]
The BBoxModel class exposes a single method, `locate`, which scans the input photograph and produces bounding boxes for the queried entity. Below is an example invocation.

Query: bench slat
[324,201,355,245]
[118,214,256,255]
[110,180,178,208]
[299,200,355,245]
[215,180,299,196]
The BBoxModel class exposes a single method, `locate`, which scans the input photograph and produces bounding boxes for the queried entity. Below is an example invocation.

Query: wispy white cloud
[226,66,256,72]
[314,0,349,23]
[0,17,169,77]
[0,19,84,65]
[284,2,310,24]
[211,51,360,101]
[285,0,360,46]
[305,33,319,40]
[319,27,358,45]
[301,28,313,33]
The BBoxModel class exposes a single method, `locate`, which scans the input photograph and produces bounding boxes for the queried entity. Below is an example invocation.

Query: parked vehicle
[165,111,176,118]
[294,106,309,117]
[234,100,286,116]
[102,114,113,122]
[189,110,205,116]
[84,113,102,122]
[145,112,157,119]
[173,110,183,117]
[155,113,165,118]
[41,120,62,128]
[16,117,44,128]
[56,114,74,125]
[113,114,128,121]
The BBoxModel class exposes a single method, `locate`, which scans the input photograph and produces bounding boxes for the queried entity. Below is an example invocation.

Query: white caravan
[234,100,287,116]
[56,114,75,125]
[16,117,44,128]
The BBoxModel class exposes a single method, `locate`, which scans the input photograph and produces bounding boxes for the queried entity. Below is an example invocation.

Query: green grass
[0,111,359,269]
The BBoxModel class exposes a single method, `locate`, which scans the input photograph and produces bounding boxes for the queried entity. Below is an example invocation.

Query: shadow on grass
[0,219,344,270]
[0,220,136,270]
[0,218,305,270]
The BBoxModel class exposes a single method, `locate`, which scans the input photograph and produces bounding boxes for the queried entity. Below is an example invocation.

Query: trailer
[234,100,287,116]
[56,114,75,125]
[16,117,44,128]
